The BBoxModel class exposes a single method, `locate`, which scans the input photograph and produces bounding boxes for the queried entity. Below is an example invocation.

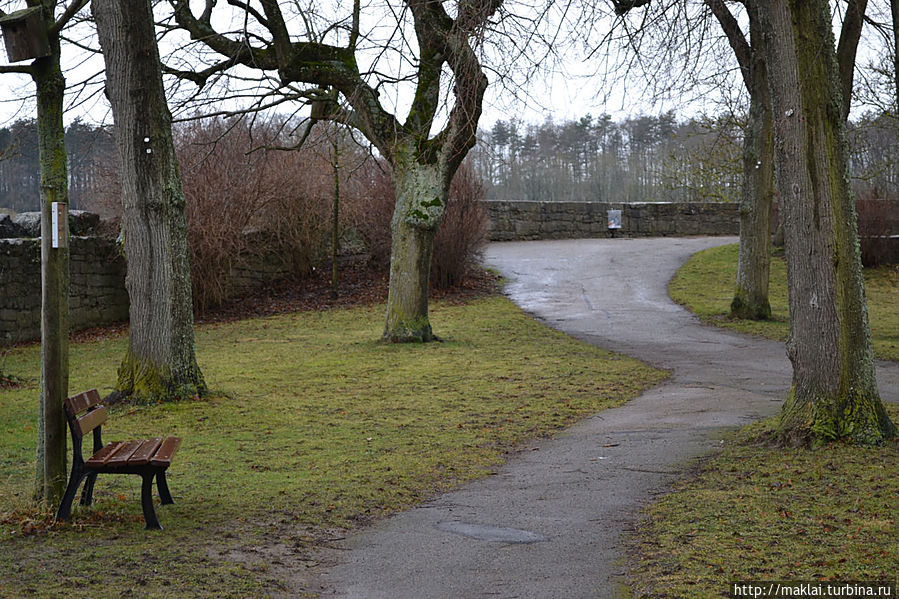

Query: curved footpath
[313,237,898,599]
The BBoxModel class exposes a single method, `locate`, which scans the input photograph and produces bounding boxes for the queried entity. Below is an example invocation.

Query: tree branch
[170,0,279,70]
[837,0,868,118]
[350,0,361,50]
[411,0,498,172]
[226,0,269,29]
[611,0,652,16]
[50,0,90,35]
[0,64,34,75]
[258,0,293,74]
[705,0,751,90]
[162,57,240,89]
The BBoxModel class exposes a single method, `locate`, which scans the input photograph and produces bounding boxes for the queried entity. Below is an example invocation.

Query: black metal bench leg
[140,473,162,530]
[57,468,85,522]
[156,470,174,505]
[80,472,98,506]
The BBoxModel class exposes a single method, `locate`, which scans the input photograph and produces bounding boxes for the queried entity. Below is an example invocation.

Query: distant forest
[469,111,899,203]
[0,119,115,213]
[2,111,898,212]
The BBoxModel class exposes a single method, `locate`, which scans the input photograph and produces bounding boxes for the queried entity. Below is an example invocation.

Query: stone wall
[0,237,129,344]
[486,201,741,241]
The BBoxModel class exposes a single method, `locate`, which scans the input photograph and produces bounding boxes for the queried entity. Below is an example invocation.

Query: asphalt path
[313,237,898,599]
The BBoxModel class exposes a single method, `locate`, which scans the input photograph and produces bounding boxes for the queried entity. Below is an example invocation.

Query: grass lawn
[0,296,666,598]
[627,406,899,598]
[668,243,899,361]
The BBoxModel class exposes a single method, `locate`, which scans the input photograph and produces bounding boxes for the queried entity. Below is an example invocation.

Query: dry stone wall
[0,236,129,344]
[486,201,741,241]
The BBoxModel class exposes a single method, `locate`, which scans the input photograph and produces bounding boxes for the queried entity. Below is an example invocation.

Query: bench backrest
[64,389,107,441]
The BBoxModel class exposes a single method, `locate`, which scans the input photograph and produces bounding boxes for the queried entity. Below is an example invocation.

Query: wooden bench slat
[127,438,163,466]
[105,440,143,467]
[66,389,102,416]
[85,441,124,468]
[74,406,107,439]
[150,437,181,467]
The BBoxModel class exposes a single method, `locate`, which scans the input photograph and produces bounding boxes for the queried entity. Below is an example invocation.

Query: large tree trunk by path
[94,0,206,402]
[383,156,449,342]
[731,20,775,320]
[32,30,69,504]
[761,0,895,445]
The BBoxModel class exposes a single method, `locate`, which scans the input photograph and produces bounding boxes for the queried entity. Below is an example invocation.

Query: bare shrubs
[351,159,489,289]
[251,148,333,278]
[83,116,490,311]
[349,161,395,270]
[178,118,340,312]
[432,162,490,288]
[178,120,265,311]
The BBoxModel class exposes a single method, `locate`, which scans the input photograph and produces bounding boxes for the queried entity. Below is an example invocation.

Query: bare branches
[162,0,499,168]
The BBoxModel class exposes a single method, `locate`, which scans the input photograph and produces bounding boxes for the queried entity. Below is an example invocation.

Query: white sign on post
[50,202,67,249]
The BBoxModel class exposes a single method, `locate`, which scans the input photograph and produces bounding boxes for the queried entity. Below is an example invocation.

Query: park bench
[56,389,181,529]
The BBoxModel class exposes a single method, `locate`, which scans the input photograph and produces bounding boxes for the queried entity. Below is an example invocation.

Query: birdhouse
[0,7,50,63]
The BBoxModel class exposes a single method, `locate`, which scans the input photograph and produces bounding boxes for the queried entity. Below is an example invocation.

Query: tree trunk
[383,156,448,342]
[94,0,206,402]
[331,132,340,300]
[892,0,899,112]
[761,0,895,445]
[32,30,69,505]
[731,24,775,321]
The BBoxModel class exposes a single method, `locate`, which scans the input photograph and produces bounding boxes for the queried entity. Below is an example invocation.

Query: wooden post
[32,24,70,503]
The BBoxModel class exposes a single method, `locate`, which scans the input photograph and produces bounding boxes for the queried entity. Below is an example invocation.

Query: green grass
[627,405,899,598]
[0,296,666,598]
[669,243,899,361]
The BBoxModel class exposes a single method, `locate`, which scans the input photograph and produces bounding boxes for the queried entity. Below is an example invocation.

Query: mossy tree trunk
[94,0,206,402]
[32,19,69,505]
[761,0,895,445]
[383,154,450,342]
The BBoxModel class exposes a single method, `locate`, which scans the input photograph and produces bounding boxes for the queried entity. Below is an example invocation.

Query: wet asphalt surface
[312,237,898,599]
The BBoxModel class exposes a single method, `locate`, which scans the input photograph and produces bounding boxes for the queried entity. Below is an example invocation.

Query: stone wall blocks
[486,201,740,241]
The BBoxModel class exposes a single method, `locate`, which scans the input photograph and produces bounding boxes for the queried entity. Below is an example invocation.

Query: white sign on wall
[607,209,622,230]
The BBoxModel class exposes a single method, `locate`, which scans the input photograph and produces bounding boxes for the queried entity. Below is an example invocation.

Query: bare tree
[700,0,776,320]
[759,0,895,445]
[166,0,503,342]
[92,0,207,402]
